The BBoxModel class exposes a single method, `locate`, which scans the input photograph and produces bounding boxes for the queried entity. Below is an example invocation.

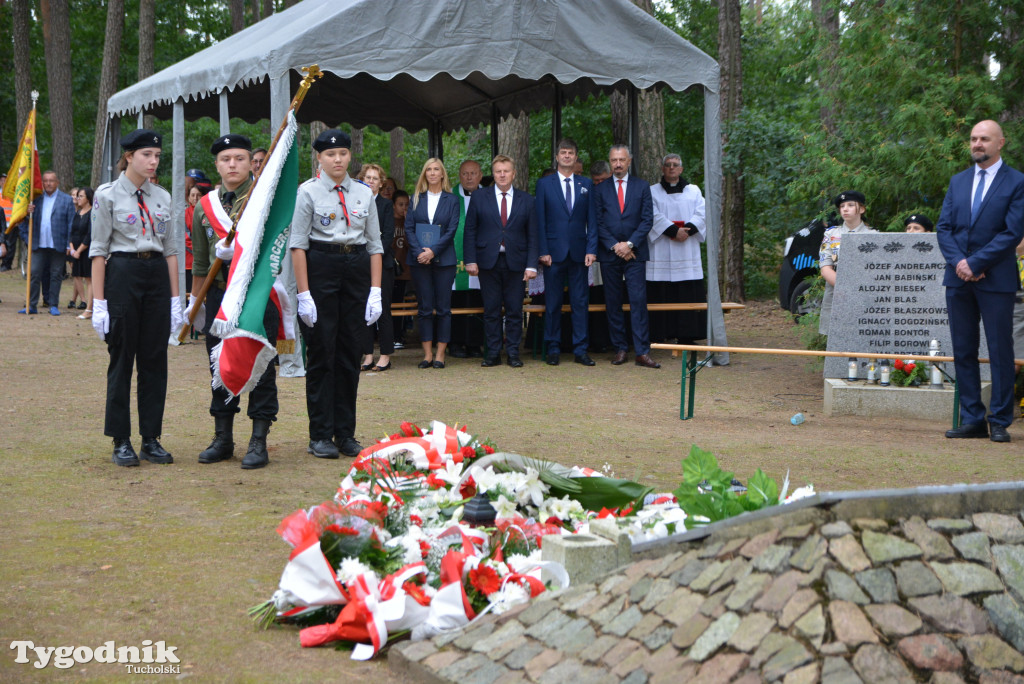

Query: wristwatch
[626,241,634,250]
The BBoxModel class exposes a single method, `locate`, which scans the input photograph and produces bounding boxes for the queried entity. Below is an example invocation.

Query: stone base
[823,378,991,420]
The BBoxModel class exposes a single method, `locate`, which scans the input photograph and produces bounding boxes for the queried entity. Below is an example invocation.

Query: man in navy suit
[465,155,538,368]
[593,145,660,368]
[536,138,598,366]
[937,120,1024,442]
[18,170,76,315]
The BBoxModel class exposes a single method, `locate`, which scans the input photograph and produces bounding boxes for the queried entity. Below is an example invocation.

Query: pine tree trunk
[811,0,840,136]
[350,127,364,164]
[90,0,124,187]
[12,0,33,132]
[230,0,245,33]
[263,0,274,20]
[498,112,529,191]
[719,0,745,302]
[632,0,664,184]
[40,0,75,190]
[389,128,405,189]
[309,121,325,177]
[610,91,629,146]
[138,0,155,131]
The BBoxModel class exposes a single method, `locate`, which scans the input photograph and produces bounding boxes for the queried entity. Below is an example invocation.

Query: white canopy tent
[105,0,729,357]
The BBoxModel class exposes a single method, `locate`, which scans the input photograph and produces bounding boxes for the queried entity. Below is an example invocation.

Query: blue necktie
[971,169,986,223]
[564,177,573,213]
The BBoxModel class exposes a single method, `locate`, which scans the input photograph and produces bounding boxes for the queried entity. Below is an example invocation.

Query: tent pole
[703,85,728,365]
[551,83,562,165]
[428,120,443,161]
[219,90,230,135]
[491,104,499,159]
[172,99,186,307]
[628,85,639,177]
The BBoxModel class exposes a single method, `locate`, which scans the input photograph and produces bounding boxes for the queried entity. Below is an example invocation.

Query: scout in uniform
[290,130,383,459]
[186,133,280,469]
[818,190,876,335]
[90,129,184,467]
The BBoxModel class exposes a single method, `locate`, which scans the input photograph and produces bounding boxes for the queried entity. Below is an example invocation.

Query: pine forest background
[0,0,1022,300]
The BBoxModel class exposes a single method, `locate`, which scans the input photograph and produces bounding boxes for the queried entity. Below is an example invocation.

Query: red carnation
[483,445,495,455]
[410,514,423,526]
[469,565,501,595]
[461,445,476,460]
[905,362,915,372]
[324,524,359,536]
[894,359,904,370]
[419,540,431,558]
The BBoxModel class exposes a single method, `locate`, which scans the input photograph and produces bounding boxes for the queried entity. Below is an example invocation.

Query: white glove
[184,298,206,331]
[297,290,317,327]
[215,237,234,261]
[92,298,109,341]
[365,287,382,326]
[170,297,186,335]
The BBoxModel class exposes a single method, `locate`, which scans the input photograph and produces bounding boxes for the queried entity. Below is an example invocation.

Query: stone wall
[390,483,1024,683]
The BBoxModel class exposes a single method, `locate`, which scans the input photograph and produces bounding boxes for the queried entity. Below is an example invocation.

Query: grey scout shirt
[288,172,382,254]
[90,172,178,258]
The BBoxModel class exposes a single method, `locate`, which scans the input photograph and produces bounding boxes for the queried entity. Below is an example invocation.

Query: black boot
[241,419,271,469]
[140,437,174,464]
[111,437,139,467]
[198,415,235,463]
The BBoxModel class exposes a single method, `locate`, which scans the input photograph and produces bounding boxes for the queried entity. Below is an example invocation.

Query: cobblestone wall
[391,490,1024,684]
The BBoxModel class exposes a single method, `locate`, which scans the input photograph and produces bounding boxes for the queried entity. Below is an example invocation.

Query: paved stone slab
[779,523,815,540]
[551,620,597,655]
[830,600,880,647]
[464,660,511,684]
[726,611,776,653]
[611,645,654,680]
[752,544,793,573]
[439,653,497,682]
[894,559,942,597]
[851,644,915,684]
[780,588,819,628]
[639,578,677,612]
[658,587,704,626]
[863,603,923,637]
[578,635,618,665]
[794,603,826,649]
[928,517,974,533]
[896,634,964,671]
[984,593,1024,652]
[691,652,749,684]
[851,518,890,532]
[902,516,957,560]
[822,656,864,684]
[671,613,711,649]
[762,640,814,681]
[689,560,728,592]
[910,595,992,634]
[953,531,994,565]
[993,544,1024,603]
[531,657,584,684]
[590,595,627,626]
[605,605,645,637]
[977,671,1024,684]
[782,662,819,684]
[820,642,849,655]
[560,588,598,613]
[688,611,741,662]
[503,642,545,670]
[454,622,496,649]
[790,533,828,571]
[600,638,642,669]
[671,558,710,587]
[959,634,1024,672]
[706,557,751,595]
[524,610,572,641]
[930,674,967,684]
[472,621,526,657]
[627,613,665,641]
[974,513,1024,543]
[822,520,855,538]
[518,598,560,626]
[826,569,871,604]
[739,529,780,559]
[642,625,675,651]
[754,570,803,612]
[715,537,749,559]
[577,592,613,618]
[699,587,730,618]
[751,633,800,668]
[829,534,872,573]
[725,572,771,612]
[931,561,1005,596]
[856,567,899,602]
[628,576,653,603]
[861,530,923,563]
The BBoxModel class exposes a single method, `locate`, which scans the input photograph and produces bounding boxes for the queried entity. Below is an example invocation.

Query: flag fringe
[210,333,278,400]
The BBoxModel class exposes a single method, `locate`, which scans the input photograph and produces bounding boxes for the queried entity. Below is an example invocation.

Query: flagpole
[178,64,323,342]
[24,90,38,313]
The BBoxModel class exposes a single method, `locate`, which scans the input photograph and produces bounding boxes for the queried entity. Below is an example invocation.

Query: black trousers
[362,264,396,356]
[479,254,525,357]
[103,254,170,439]
[300,249,369,441]
[204,283,279,421]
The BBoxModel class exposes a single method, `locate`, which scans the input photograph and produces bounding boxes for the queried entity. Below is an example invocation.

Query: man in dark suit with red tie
[593,144,660,368]
[536,138,599,366]
[465,155,539,368]
[937,119,1024,442]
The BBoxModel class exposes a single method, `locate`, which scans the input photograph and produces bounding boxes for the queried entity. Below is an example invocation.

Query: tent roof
[107,0,718,132]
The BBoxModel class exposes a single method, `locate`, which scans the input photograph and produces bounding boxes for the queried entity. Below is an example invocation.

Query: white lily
[436,459,465,487]
[490,494,519,520]
[515,468,548,508]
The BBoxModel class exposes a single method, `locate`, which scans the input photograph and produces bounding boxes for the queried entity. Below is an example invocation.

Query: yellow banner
[2,110,41,229]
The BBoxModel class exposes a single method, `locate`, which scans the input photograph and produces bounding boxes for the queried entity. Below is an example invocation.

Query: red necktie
[500,192,508,226]
[617,179,625,213]
[333,185,350,224]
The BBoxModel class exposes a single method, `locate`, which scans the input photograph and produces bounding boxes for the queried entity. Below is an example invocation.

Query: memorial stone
[823,233,987,380]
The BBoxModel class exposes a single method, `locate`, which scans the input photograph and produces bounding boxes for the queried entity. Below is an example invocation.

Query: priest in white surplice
[647,153,707,344]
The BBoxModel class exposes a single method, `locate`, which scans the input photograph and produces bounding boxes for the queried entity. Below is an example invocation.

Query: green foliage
[671,445,780,525]
[548,475,653,512]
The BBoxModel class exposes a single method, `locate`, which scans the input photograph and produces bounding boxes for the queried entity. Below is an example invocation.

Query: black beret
[313,129,351,152]
[186,168,208,180]
[210,133,252,155]
[904,214,934,231]
[120,129,162,151]
[833,190,866,207]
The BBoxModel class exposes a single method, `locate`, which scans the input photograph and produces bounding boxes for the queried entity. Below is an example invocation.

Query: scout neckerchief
[136,188,154,235]
[331,177,351,225]
[454,185,469,290]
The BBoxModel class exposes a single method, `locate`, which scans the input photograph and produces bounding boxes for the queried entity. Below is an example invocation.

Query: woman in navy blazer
[405,158,460,368]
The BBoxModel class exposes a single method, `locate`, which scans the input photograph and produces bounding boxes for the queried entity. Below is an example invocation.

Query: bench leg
[681,350,697,420]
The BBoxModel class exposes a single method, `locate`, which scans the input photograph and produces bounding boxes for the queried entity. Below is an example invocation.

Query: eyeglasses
[663,162,682,168]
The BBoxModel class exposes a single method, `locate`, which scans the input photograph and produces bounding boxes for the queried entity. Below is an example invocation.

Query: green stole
[453,185,469,290]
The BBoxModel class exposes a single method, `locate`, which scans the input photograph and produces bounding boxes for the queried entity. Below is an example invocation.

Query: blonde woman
[405,158,460,368]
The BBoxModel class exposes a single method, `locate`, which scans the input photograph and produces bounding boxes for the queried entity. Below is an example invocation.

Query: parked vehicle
[778,215,837,316]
